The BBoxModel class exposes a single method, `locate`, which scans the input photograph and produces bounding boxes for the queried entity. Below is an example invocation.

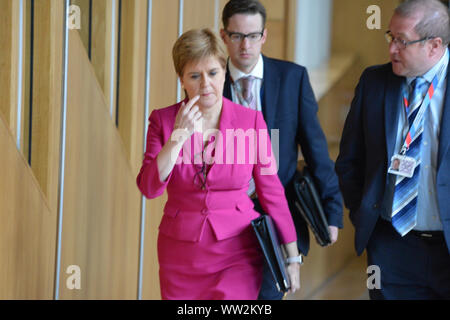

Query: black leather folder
[251,215,290,293]
[292,167,331,247]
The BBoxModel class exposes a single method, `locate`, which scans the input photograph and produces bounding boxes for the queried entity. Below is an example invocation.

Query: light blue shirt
[392,48,449,231]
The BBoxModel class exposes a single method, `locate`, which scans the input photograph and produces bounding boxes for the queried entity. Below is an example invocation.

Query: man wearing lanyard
[336,0,450,299]
[220,0,343,300]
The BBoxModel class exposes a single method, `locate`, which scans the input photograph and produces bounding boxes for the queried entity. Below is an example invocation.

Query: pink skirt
[157,221,263,300]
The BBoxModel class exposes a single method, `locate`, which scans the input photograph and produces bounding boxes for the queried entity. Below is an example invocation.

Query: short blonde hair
[172,28,227,76]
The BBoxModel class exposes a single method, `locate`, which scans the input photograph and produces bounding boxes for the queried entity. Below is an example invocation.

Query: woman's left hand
[283,241,301,294]
[287,262,300,294]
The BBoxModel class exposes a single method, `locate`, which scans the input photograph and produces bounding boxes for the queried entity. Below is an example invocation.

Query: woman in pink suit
[136,28,301,300]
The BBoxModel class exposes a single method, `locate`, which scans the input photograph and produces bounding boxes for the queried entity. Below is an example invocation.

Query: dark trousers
[367,218,450,300]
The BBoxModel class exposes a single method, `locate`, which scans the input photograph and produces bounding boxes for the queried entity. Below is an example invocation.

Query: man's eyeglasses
[225,30,264,43]
[385,31,435,50]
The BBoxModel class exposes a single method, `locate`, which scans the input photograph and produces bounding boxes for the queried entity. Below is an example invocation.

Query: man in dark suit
[220,0,343,300]
[336,0,450,299]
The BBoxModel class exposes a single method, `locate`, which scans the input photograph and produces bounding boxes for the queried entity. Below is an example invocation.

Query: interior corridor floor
[287,252,370,300]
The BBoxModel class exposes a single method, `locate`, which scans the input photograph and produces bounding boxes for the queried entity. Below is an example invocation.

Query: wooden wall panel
[91,0,119,117]
[260,0,286,60]
[332,0,400,68]
[58,31,141,299]
[0,0,23,142]
[117,0,147,174]
[70,0,91,56]
[218,0,228,27]
[262,19,285,60]
[0,112,57,299]
[183,0,216,31]
[148,0,179,109]
[0,0,13,126]
[30,0,64,214]
[286,0,296,62]
[141,0,179,300]
[0,0,40,166]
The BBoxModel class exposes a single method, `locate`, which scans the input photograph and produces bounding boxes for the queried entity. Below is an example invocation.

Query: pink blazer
[136,97,297,244]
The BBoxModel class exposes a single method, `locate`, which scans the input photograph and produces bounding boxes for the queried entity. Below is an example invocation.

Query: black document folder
[292,167,331,247]
[251,215,290,293]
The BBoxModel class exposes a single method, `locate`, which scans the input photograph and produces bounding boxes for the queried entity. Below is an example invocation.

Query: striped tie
[391,77,428,236]
[239,76,257,110]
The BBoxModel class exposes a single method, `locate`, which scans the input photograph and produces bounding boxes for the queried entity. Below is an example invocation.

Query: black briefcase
[292,167,331,247]
[251,215,290,293]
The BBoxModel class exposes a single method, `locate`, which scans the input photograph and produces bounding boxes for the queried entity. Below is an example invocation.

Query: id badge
[388,154,417,178]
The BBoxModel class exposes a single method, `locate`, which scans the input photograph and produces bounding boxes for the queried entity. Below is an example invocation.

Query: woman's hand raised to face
[158,95,202,182]
[173,95,203,140]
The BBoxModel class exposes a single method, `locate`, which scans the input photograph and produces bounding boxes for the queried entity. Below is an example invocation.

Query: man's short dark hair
[222,0,267,30]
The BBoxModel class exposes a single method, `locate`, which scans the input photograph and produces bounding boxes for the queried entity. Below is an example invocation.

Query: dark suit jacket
[335,62,450,255]
[224,55,343,255]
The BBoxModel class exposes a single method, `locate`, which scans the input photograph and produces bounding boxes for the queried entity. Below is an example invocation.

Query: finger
[179,101,187,113]
[184,95,200,112]
[186,107,200,121]
[193,112,203,122]
[188,109,202,121]
[186,111,195,121]
[175,102,188,124]
[187,106,200,120]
